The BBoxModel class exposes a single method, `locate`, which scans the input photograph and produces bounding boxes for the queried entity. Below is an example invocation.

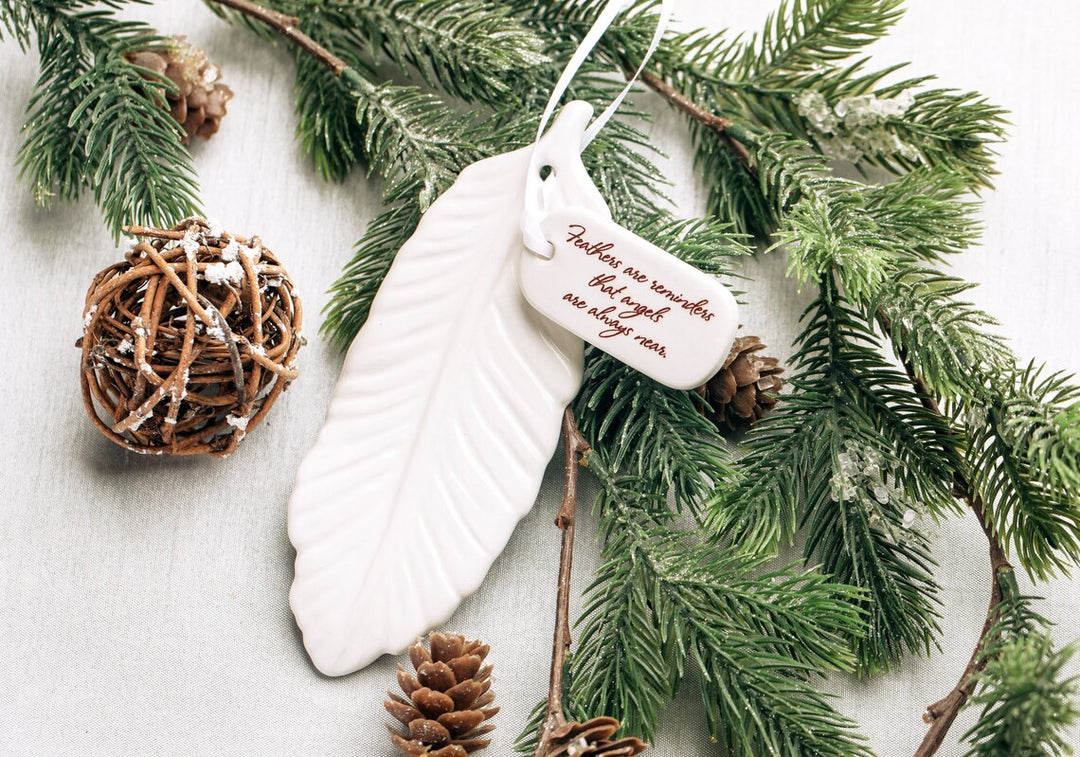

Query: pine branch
[912,497,1010,757]
[640,0,1006,234]
[928,567,1080,757]
[339,0,547,103]
[321,196,419,349]
[965,367,1080,580]
[324,32,671,346]
[10,1,201,237]
[209,0,477,198]
[732,0,905,82]
[960,583,1080,757]
[293,50,371,182]
[209,0,545,182]
[568,460,870,754]
[716,279,955,671]
[869,302,1020,757]
[207,0,488,349]
[963,636,1079,757]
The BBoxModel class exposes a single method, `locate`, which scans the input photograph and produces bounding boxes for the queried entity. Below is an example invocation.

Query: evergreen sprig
[965,367,1080,579]
[961,572,1080,757]
[209,0,544,183]
[963,635,1079,757]
[730,0,905,83]
[3,0,201,236]
[716,278,953,671]
[560,459,871,755]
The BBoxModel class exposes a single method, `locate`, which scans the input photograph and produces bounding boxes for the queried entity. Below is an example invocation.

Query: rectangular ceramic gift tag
[520,207,739,390]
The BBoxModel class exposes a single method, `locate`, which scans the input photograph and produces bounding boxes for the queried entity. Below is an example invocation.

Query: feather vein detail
[288,103,609,676]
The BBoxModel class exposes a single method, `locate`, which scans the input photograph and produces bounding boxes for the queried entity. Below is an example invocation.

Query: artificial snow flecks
[82,305,98,330]
[170,370,190,401]
[901,508,917,529]
[221,238,241,262]
[182,232,200,260]
[204,260,244,286]
[964,402,989,431]
[127,407,153,432]
[225,414,249,431]
[117,338,133,355]
[207,218,225,238]
[796,89,919,164]
[830,439,919,543]
[206,325,226,342]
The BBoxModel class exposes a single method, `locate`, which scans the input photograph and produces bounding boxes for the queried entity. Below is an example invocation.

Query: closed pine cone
[127,38,233,143]
[385,633,498,757]
[700,335,784,431]
[544,717,647,756]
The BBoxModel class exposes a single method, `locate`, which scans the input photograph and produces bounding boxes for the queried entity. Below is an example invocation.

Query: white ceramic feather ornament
[288,102,612,676]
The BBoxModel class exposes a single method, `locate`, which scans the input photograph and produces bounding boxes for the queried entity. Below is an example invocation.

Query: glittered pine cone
[78,218,302,457]
[127,37,233,143]
[544,717,648,756]
[386,633,498,757]
[699,335,784,432]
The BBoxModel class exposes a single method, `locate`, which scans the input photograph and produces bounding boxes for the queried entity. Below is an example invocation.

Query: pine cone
[385,633,498,757]
[545,717,647,756]
[127,38,233,143]
[699,335,784,431]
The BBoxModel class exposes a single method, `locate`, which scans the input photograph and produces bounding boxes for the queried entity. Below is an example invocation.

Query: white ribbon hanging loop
[521,0,675,257]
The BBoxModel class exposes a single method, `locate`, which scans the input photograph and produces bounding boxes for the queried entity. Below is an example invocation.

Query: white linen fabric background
[1,2,1078,755]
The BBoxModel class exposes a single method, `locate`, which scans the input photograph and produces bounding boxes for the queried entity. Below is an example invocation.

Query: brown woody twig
[80,219,301,457]
[534,409,591,757]
[638,70,754,172]
[875,311,1013,757]
[205,0,348,74]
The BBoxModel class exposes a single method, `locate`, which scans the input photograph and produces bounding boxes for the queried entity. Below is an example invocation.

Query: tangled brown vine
[79,218,302,456]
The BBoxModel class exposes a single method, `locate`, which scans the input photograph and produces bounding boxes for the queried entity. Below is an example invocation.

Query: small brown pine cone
[386,633,498,757]
[699,335,784,431]
[126,37,233,144]
[544,717,648,756]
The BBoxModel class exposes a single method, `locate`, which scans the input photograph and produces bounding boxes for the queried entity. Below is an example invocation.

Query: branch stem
[875,310,1013,757]
[204,0,348,74]
[639,69,754,171]
[534,409,591,757]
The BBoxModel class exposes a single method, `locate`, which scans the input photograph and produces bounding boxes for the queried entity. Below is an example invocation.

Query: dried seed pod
[386,633,498,756]
[544,716,648,756]
[698,335,784,432]
[127,37,233,143]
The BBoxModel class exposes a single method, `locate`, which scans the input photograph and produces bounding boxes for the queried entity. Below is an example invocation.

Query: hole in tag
[539,164,554,180]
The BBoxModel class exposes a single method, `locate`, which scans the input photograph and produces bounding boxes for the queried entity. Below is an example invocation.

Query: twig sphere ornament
[78,218,303,457]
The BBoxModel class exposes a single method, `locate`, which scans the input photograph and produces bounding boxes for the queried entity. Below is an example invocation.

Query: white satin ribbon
[522,0,675,257]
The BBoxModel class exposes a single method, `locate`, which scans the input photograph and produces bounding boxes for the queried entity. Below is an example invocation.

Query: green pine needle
[965,366,1080,579]
[564,461,871,754]
[961,571,1080,757]
[9,1,201,237]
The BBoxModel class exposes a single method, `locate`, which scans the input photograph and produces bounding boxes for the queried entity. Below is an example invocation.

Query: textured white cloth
[1,2,1078,755]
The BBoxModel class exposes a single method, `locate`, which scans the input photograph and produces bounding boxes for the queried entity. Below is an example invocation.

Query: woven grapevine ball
[78,218,303,457]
